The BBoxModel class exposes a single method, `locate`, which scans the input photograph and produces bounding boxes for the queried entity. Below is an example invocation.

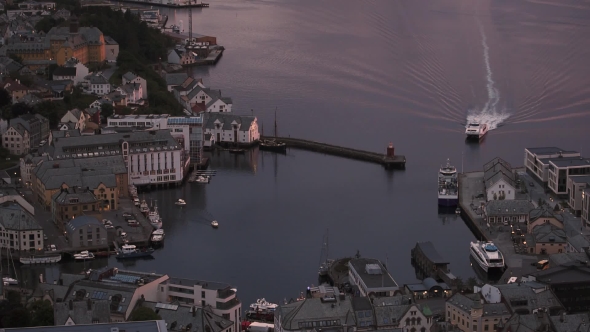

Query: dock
[411,241,458,289]
[112,0,209,8]
[262,136,406,169]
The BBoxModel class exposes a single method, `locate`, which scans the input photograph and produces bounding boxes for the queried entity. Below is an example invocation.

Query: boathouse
[404,277,452,299]
[411,242,450,280]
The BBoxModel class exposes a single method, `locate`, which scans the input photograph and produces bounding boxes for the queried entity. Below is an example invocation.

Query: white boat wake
[466,18,510,130]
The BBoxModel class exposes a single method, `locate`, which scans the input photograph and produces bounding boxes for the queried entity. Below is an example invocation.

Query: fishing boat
[115,245,154,260]
[140,199,150,214]
[151,229,165,246]
[438,158,458,207]
[211,220,219,228]
[73,251,95,261]
[465,122,489,140]
[20,254,62,265]
[260,108,287,152]
[175,199,187,206]
[195,175,210,184]
[148,200,163,229]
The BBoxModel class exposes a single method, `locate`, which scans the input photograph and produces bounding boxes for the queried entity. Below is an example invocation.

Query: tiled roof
[52,187,98,205]
[204,113,256,132]
[142,301,233,332]
[53,66,76,77]
[0,202,42,231]
[277,295,356,331]
[54,300,110,325]
[485,200,534,216]
[529,207,564,223]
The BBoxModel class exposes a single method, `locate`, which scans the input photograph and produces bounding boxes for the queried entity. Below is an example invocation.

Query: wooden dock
[262,136,406,169]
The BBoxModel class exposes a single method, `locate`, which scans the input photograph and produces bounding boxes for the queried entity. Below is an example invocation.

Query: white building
[60,108,88,131]
[2,123,30,155]
[52,57,89,85]
[525,147,580,186]
[583,188,590,228]
[122,71,148,98]
[567,175,590,216]
[115,83,144,105]
[0,199,43,252]
[83,73,111,95]
[548,157,590,196]
[47,130,188,187]
[348,258,399,297]
[203,113,259,145]
[484,158,516,201]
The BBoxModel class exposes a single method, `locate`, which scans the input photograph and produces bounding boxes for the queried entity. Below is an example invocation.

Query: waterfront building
[1,321,167,332]
[65,215,108,248]
[32,155,128,209]
[372,298,433,332]
[483,157,516,201]
[566,175,590,216]
[484,200,534,224]
[525,147,580,187]
[2,123,30,155]
[53,299,110,325]
[404,278,452,299]
[122,71,148,98]
[203,113,260,146]
[526,206,564,233]
[548,157,590,196]
[565,234,590,253]
[583,188,590,228]
[529,260,590,313]
[0,199,44,252]
[348,257,399,297]
[525,224,567,255]
[107,114,204,165]
[493,282,564,315]
[52,187,101,233]
[445,292,510,332]
[37,267,241,331]
[274,293,355,332]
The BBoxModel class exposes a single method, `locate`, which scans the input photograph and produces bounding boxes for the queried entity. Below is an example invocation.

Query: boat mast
[274,107,278,138]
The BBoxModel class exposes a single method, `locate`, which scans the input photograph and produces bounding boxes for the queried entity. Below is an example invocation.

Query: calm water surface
[20,0,590,309]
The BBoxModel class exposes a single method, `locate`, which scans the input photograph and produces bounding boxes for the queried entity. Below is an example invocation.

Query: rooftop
[52,186,98,205]
[549,157,590,168]
[276,295,356,331]
[485,200,535,216]
[53,299,110,325]
[569,175,590,184]
[533,264,590,284]
[348,258,399,289]
[526,147,577,155]
[529,206,564,223]
[1,321,167,332]
[203,113,256,132]
[415,241,449,264]
[142,301,233,332]
[496,282,563,313]
[0,202,42,231]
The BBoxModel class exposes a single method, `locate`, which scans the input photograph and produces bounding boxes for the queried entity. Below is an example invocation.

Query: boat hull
[20,255,62,264]
[438,197,458,207]
[259,141,287,153]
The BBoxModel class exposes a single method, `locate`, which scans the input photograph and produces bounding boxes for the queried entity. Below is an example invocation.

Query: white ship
[249,298,278,312]
[140,199,150,214]
[148,201,163,229]
[438,159,458,207]
[151,229,165,246]
[465,122,488,140]
[74,251,95,261]
[470,241,505,272]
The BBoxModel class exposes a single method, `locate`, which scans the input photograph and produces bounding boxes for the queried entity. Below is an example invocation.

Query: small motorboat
[195,176,210,184]
[73,251,95,261]
[211,220,219,228]
[175,199,187,206]
[2,277,18,285]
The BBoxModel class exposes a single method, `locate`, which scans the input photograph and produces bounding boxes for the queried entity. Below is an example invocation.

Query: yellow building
[46,17,107,65]
[4,36,51,62]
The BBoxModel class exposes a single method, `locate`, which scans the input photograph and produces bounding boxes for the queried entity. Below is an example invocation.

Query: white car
[120,232,127,238]
[105,224,114,229]
[50,244,56,251]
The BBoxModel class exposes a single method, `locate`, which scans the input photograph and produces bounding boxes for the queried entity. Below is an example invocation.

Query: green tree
[28,300,54,327]
[466,277,478,292]
[8,54,23,65]
[454,277,465,292]
[2,308,31,328]
[34,16,62,33]
[129,307,161,321]
[11,103,34,118]
[101,104,114,119]
[34,100,66,127]
[0,89,11,109]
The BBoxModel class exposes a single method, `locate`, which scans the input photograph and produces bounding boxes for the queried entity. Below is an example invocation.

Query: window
[485,325,489,331]
[202,291,205,298]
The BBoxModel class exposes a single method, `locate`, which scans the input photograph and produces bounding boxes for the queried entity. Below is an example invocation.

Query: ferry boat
[20,254,62,265]
[470,241,505,272]
[465,122,488,140]
[115,245,154,260]
[73,251,95,261]
[151,229,165,246]
[140,200,150,214]
[249,298,278,311]
[438,159,458,207]
[175,199,187,206]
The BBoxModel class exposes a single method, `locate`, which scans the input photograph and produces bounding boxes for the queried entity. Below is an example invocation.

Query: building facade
[484,200,534,224]
[203,113,259,146]
[484,158,516,201]
[52,187,100,233]
[2,123,30,155]
[567,175,590,216]
[122,72,148,98]
[65,215,108,248]
[525,147,580,186]
[548,157,590,196]
[446,293,510,332]
[348,258,399,297]
[0,201,44,252]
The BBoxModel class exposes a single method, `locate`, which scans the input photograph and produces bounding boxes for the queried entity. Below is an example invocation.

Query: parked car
[105,224,114,229]
[50,244,57,251]
[120,232,127,238]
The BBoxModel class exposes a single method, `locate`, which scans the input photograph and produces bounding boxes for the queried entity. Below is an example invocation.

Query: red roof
[191,102,206,114]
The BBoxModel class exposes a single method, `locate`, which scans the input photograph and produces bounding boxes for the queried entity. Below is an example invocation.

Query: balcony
[217,288,235,300]
[216,297,240,310]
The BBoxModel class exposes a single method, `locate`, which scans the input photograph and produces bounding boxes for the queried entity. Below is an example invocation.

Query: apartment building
[525,147,580,186]
[0,200,44,252]
[567,175,590,216]
[548,157,590,196]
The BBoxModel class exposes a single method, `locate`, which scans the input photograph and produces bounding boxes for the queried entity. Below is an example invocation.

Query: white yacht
[175,199,187,206]
[211,220,219,228]
[151,229,165,245]
[196,175,210,184]
[470,241,505,272]
[250,298,278,311]
[2,277,17,285]
[73,251,95,261]
[140,200,150,214]
[438,159,458,207]
[465,122,488,139]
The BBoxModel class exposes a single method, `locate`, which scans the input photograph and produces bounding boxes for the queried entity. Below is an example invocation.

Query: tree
[28,300,54,327]
[454,277,465,292]
[10,103,34,118]
[6,291,22,307]
[101,104,114,119]
[554,204,560,212]
[34,100,66,127]
[1,308,30,328]
[8,54,23,65]
[129,307,161,321]
[0,89,11,109]
[466,277,478,292]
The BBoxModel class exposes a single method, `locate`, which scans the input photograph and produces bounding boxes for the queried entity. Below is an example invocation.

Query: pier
[261,136,406,169]
[113,0,209,8]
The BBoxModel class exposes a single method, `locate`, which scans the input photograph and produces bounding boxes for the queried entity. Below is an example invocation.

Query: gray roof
[485,170,515,189]
[54,299,110,325]
[532,224,566,243]
[66,216,104,234]
[351,297,373,312]
[525,147,571,155]
[549,313,590,332]
[52,187,98,205]
[166,73,188,86]
[204,113,256,132]
[503,313,551,332]
[372,295,411,307]
[85,73,109,85]
[533,264,590,285]
[34,283,70,302]
[52,129,81,138]
[569,175,590,184]
[485,200,534,216]
[34,157,123,190]
[348,258,398,289]
[374,304,409,327]
[2,321,167,332]
[122,71,137,81]
[414,241,448,264]
[496,282,564,313]
[567,234,590,252]
[549,252,589,267]
[447,293,482,312]
[482,303,510,317]
[20,93,42,106]
[484,157,513,174]
[142,301,233,332]
[529,207,564,223]
[0,202,42,231]
[66,280,137,315]
[104,35,118,45]
[549,157,590,168]
[53,66,76,77]
[276,295,356,330]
